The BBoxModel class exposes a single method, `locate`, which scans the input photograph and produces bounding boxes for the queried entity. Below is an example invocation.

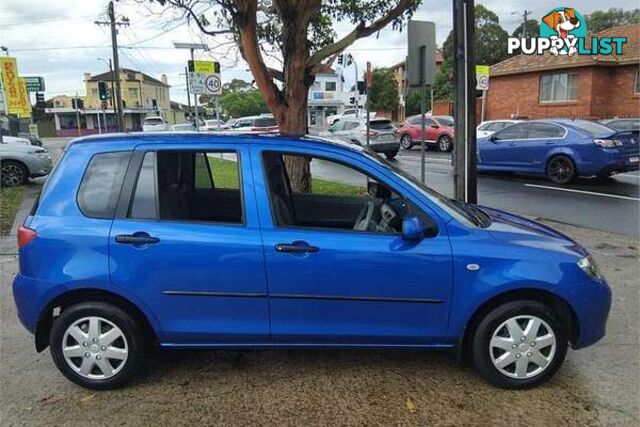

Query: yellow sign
[192,60,215,74]
[475,65,490,91]
[0,57,31,117]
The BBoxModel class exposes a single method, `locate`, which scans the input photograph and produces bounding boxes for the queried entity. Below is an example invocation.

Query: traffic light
[346,53,353,66]
[349,96,355,105]
[98,81,109,101]
[337,54,343,66]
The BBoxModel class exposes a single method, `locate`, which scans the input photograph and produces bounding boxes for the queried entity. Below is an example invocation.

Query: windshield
[363,148,481,227]
[571,120,615,138]
[370,120,394,130]
[435,116,454,127]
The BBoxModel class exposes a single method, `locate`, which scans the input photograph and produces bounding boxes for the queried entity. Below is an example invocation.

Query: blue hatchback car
[13,133,611,389]
[478,119,639,184]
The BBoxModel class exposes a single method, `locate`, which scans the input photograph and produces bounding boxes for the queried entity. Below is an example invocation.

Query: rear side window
[77,152,130,218]
[254,117,276,127]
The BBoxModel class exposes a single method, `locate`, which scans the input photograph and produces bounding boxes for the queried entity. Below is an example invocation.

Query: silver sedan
[0,141,52,186]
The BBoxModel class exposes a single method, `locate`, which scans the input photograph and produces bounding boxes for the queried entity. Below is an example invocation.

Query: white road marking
[524,184,640,201]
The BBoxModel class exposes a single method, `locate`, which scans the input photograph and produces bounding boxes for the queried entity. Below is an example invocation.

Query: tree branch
[164,0,235,36]
[307,0,415,67]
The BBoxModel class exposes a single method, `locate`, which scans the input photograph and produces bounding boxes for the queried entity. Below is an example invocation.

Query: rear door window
[526,123,565,139]
[77,152,130,218]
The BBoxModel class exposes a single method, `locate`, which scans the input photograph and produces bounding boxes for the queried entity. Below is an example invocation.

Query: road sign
[187,60,221,95]
[407,20,436,87]
[24,76,45,92]
[476,65,490,91]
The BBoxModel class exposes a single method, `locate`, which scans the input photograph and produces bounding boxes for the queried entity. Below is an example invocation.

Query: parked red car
[397,115,455,152]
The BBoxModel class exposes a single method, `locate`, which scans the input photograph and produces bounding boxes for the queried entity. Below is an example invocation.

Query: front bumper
[554,277,612,349]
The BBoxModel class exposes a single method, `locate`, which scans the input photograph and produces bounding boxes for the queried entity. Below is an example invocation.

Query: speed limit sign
[205,74,222,95]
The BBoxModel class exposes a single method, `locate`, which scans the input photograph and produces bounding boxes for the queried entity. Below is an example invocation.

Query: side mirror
[401,215,424,242]
[430,124,439,129]
[489,134,498,142]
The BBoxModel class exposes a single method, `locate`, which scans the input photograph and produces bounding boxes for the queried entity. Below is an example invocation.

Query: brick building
[486,25,639,121]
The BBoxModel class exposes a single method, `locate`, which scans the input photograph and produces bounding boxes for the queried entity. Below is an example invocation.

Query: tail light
[17,225,37,248]
[594,139,623,148]
[360,130,379,138]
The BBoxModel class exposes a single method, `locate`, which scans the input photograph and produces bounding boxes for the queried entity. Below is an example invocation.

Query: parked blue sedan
[478,119,639,184]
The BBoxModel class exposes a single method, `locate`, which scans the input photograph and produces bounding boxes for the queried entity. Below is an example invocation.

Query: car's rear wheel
[546,155,576,184]
[1,160,28,187]
[385,150,399,159]
[400,134,413,150]
[49,302,145,390]
[437,135,453,152]
[471,300,568,389]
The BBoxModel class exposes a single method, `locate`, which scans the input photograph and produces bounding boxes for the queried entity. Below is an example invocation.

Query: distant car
[325,118,400,159]
[477,120,522,139]
[0,141,52,186]
[600,118,640,132]
[1,135,32,145]
[325,108,375,126]
[227,115,278,133]
[397,115,455,152]
[477,119,639,184]
[142,116,170,132]
[171,123,197,132]
[201,119,225,131]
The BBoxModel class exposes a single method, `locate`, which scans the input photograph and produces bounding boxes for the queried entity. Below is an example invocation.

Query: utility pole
[184,67,192,120]
[522,10,532,38]
[452,0,478,203]
[95,1,128,132]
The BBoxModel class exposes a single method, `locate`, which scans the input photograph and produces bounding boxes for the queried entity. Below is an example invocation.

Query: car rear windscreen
[571,120,615,137]
[144,118,163,124]
[370,120,394,130]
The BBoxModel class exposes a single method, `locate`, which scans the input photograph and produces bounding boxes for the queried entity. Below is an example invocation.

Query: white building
[308,66,365,126]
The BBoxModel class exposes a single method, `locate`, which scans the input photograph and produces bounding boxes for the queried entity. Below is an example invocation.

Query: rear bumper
[596,161,639,175]
[12,273,58,334]
[369,141,400,153]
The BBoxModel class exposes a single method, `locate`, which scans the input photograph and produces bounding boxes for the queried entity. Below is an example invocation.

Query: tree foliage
[585,8,640,33]
[219,90,269,118]
[368,68,398,112]
[511,19,539,39]
[432,4,508,101]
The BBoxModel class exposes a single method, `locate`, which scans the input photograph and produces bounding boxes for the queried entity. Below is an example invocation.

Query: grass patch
[200,156,364,195]
[0,186,24,236]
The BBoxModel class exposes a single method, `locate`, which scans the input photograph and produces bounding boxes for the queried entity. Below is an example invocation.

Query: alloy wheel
[489,315,557,379]
[547,156,575,184]
[400,135,412,150]
[438,136,452,152]
[62,316,129,380]
[1,163,25,187]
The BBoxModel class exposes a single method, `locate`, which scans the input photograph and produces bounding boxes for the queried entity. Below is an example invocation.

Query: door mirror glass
[401,215,424,241]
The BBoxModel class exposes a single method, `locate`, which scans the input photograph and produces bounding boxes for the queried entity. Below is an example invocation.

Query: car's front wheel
[1,160,28,187]
[385,150,399,159]
[471,300,568,389]
[49,302,146,390]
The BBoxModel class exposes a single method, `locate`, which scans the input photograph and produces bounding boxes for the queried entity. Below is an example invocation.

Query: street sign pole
[366,62,372,146]
[191,49,200,132]
[452,0,477,203]
[420,46,427,184]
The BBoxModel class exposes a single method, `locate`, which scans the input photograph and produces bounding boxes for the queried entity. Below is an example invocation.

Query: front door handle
[275,243,319,254]
[115,234,160,245]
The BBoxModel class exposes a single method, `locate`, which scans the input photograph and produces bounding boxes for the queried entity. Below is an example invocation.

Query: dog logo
[508,7,626,56]
[540,7,587,56]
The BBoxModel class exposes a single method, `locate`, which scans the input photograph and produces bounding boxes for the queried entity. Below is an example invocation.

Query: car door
[251,146,453,345]
[479,122,529,169]
[509,123,566,172]
[109,142,270,345]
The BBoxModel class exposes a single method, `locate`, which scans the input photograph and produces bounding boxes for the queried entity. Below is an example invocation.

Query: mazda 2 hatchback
[13,133,611,390]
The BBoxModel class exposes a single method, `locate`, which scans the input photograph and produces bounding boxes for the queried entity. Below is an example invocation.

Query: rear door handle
[115,234,160,245]
[275,243,319,253]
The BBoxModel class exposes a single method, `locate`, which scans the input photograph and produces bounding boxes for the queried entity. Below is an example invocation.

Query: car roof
[66,132,364,153]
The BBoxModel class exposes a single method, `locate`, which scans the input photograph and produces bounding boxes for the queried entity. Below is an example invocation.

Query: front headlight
[577,255,603,281]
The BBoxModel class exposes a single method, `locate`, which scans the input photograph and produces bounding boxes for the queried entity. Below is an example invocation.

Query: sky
[0,0,634,105]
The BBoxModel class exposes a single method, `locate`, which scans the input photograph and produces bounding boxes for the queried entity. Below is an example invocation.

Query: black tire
[385,150,399,159]
[471,300,568,389]
[437,135,453,152]
[49,302,146,390]
[546,155,576,184]
[400,134,413,150]
[1,160,28,187]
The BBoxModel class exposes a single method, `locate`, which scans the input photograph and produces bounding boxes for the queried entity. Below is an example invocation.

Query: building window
[91,88,98,98]
[128,87,139,99]
[635,67,640,94]
[540,73,578,102]
[325,81,337,92]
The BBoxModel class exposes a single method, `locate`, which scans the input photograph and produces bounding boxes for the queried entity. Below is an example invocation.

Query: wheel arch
[35,288,158,353]
[456,288,579,362]
[545,150,579,174]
